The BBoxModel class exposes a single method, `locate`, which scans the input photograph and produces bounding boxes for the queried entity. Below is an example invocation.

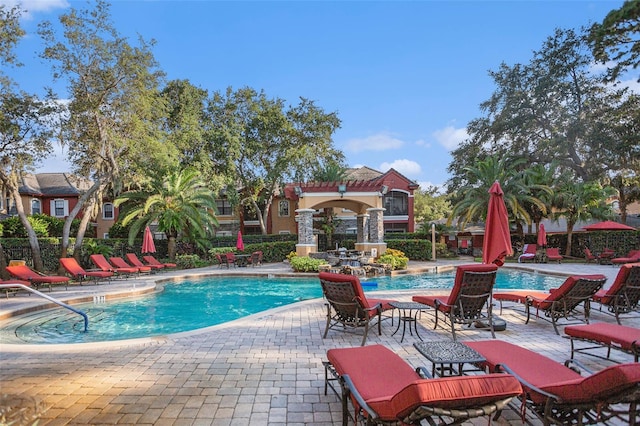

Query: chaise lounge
[493,274,607,334]
[591,262,640,324]
[565,322,640,363]
[6,264,70,292]
[465,339,640,426]
[60,257,113,284]
[612,249,640,266]
[518,243,537,263]
[324,344,523,425]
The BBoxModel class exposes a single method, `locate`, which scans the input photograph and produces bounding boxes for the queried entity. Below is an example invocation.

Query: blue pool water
[0,270,563,344]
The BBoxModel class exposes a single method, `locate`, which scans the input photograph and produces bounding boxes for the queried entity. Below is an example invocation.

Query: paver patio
[1,260,637,425]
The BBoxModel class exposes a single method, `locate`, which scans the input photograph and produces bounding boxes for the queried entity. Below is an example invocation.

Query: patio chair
[142,255,177,269]
[125,253,164,272]
[251,250,263,267]
[324,344,522,426]
[591,262,640,324]
[584,248,597,263]
[518,243,537,263]
[90,254,137,277]
[546,247,563,263]
[565,323,640,363]
[0,279,32,298]
[60,257,113,284]
[412,264,498,341]
[110,256,151,275]
[612,249,640,265]
[225,252,237,268]
[493,274,607,334]
[465,339,640,426]
[319,272,397,346]
[215,253,229,268]
[5,264,70,292]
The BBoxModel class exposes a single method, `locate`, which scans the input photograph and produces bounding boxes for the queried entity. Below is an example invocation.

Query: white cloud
[379,159,422,178]
[344,132,404,153]
[1,0,69,18]
[618,77,640,94]
[415,139,431,148]
[432,125,468,151]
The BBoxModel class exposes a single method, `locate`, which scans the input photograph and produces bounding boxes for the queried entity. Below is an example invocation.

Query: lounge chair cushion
[6,265,70,284]
[541,363,640,404]
[327,344,522,422]
[319,272,394,311]
[612,250,640,265]
[564,323,640,353]
[372,374,522,420]
[412,264,498,312]
[593,262,640,305]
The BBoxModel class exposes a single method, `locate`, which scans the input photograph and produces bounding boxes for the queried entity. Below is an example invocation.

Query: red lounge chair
[412,264,498,341]
[545,247,563,263]
[225,252,237,268]
[465,339,640,426]
[90,254,137,277]
[60,257,113,284]
[518,243,537,263]
[0,279,32,297]
[143,255,177,269]
[324,344,522,426]
[565,323,640,362]
[592,262,640,324]
[251,250,263,267]
[125,253,163,272]
[584,247,597,263]
[493,274,607,334]
[110,256,151,274]
[5,264,70,292]
[319,272,397,346]
[599,248,616,265]
[612,249,640,265]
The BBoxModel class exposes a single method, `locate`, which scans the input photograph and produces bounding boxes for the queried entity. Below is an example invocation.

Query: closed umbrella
[236,231,244,251]
[482,181,513,266]
[537,223,547,247]
[142,226,156,254]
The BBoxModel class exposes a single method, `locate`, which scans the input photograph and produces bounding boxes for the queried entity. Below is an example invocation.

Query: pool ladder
[0,283,88,332]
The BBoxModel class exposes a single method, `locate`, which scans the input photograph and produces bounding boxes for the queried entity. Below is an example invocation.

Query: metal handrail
[0,284,88,332]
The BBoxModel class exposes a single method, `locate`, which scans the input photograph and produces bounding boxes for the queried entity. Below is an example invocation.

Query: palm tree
[312,161,348,250]
[114,168,219,260]
[552,179,615,256]
[448,156,547,232]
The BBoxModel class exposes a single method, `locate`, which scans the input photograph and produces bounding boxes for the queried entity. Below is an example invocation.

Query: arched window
[383,191,408,216]
[31,199,41,215]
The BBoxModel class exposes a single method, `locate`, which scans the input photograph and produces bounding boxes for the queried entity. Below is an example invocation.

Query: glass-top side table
[413,340,486,377]
[389,301,429,342]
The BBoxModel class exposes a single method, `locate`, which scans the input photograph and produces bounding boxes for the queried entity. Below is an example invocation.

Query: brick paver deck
[1,260,637,425]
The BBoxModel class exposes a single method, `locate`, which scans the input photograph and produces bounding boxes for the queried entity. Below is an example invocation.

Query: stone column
[295,209,316,256]
[367,208,385,243]
[356,214,369,244]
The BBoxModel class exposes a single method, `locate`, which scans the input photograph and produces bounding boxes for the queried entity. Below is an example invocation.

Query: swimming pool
[0,269,563,344]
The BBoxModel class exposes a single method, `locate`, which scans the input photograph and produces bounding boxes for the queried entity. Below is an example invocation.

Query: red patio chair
[60,257,113,284]
[493,274,607,334]
[592,262,640,324]
[324,344,522,426]
[466,339,640,426]
[142,255,177,269]
[518,243,537,263]
[319,272,397,346]
[5,264,70,292]
[412,264,498,341]
[90,254,137,277]
[612,249,640,265]
[584,248,597,263]
[545,247,563,263]
[125,253,164,272]
[565,322,640,363]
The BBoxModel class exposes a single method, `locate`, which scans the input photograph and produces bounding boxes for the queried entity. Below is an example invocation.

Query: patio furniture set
[319,262,640,425]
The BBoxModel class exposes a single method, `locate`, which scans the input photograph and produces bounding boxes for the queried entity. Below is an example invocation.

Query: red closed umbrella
[482,181,513,266]
[142,226,156,254]
[236,231,244,251]
[537,223,547,247]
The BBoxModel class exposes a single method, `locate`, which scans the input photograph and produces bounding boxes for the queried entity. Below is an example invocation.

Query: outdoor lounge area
[1,260,639,425]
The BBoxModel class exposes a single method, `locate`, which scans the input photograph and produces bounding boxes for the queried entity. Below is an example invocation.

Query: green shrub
[176,254,208,269]
[289,256,327,272]
[378,248,409,270]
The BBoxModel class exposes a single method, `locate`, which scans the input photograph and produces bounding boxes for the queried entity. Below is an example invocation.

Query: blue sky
[3,0,629,189]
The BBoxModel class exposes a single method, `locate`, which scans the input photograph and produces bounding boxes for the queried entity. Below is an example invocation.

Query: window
[278,200,290,217]
[51,199,68,217]
[31,199,41,215]
[383,191,408,216]
[103,203,114,220]
[216,199,233,216]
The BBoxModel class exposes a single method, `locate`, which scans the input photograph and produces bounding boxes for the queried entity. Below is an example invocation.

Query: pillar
[295,209,316,257]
